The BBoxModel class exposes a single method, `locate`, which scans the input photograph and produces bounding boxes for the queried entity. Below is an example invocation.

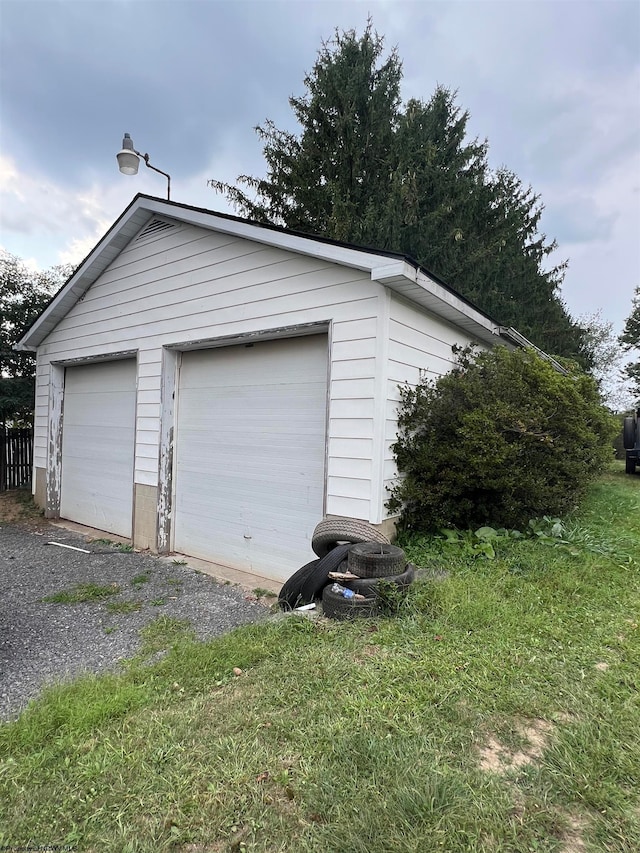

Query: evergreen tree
[210,23,586,362]
[382,89,494,283]
[210,22,401,244]
[381,96,578,358]
[472,168,579,356]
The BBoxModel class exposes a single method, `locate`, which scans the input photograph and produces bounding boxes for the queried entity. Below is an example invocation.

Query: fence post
[0,430,6,492]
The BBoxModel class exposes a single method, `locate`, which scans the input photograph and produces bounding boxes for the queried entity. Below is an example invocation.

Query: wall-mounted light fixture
[116,133,171,200]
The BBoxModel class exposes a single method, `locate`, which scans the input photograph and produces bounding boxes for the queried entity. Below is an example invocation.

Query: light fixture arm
[138,151,171,201]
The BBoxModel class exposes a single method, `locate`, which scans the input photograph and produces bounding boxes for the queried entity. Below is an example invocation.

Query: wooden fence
[0,428,33,491]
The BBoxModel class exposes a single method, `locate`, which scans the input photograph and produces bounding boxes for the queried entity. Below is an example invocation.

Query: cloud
[1,155,101,238]
[0,146,237,271]
[0,154,127,267]
[528,67,640,186]
[547,145,640,333]
[0,0,638,339]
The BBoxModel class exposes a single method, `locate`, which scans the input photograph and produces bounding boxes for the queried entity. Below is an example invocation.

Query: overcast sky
[1,0,639,336]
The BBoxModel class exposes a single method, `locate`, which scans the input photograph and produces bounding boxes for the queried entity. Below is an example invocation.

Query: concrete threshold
[49,520,282,596]
[49,520,132,547]
[161,553,282,596]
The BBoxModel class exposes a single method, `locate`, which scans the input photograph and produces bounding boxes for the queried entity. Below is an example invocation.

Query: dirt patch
[0,489,47,529]
[560,813,589,853]
[354,644,387,663]
[478,736,513,773]
[478,720,591,852]
[478,718,554,773]
[594,661,610,671]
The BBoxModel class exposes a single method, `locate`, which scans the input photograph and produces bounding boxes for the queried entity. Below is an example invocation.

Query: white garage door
[173,335,328,580]
[60,360,136,537]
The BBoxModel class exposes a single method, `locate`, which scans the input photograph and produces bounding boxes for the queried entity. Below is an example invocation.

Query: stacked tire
[321,542,415,621]
[278,517,390,611]
[310,517,390,558]
[278,517,416,618]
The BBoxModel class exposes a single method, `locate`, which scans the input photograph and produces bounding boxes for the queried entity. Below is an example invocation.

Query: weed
[13,488,39,510]
[252,587,276,599]
[373,579,411,616]
[135,616,194,658]
[42,583,120,604]
[172,559,188,566]
[432,511,638,564]
[0,488,43,521]
[150,598,166,607]
[106,600,143,615]
[438,525,522,559]
[130,572,151,587]
[91,538,133,552]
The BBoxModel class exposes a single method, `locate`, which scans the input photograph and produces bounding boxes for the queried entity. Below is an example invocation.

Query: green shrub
[388,346,617,532]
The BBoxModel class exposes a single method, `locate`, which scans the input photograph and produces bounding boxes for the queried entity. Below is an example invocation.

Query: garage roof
[15,193,556,363]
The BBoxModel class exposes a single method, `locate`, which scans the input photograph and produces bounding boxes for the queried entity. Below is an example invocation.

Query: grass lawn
[1,465,638,852]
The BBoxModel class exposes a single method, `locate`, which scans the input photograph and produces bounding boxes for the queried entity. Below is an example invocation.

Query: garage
[60,359,137,537]
[172,335,328,580]
[20,196,516,579]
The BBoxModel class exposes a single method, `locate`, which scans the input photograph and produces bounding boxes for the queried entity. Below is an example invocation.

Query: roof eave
[370,261,503,347]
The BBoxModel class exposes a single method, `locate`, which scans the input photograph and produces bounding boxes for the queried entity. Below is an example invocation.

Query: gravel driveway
[0,520,271,721]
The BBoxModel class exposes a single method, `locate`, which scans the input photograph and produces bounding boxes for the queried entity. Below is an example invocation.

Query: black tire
[623,417,636,450]
[278,543,352,609]
[626,454,637,475]
[321,585,379,620]
[278,558,320,610]
[299,543,352,603]
[347,542,406,578]
[311,517,390,558]
[345,563,416,596]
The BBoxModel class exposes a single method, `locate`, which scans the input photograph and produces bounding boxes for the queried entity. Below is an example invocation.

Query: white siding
[35,220,384,524]
[327,312,379,518]
[137,351,162,483]
[382,294,483,518]
[33,355,50,469]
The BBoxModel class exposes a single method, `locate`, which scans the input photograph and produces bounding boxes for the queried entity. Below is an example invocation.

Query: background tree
[619,286,640,405]
[211,22,587,363]
[0,251,71,427]
[578,311,633,411]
